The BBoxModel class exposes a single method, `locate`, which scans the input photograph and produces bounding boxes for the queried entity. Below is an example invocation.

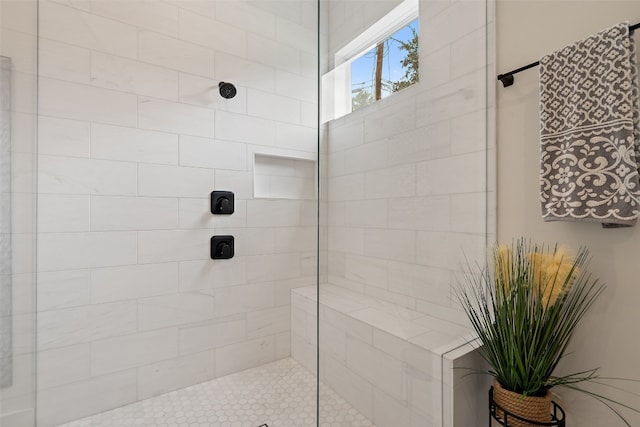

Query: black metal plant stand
[489,387,566,427]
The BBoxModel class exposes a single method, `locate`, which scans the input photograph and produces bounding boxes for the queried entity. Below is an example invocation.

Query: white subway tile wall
[325,0,487,330]
[35,0,318,425]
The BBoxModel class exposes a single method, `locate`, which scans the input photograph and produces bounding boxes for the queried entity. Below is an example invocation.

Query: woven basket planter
[493,379,552,427]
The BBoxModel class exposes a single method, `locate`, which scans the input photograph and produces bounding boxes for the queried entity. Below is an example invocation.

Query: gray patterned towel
[540,22,640,226]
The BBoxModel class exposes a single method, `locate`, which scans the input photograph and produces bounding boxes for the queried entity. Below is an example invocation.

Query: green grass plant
[457,238,639,425]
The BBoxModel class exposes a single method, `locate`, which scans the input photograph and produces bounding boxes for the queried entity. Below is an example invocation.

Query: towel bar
[497,22,640,87]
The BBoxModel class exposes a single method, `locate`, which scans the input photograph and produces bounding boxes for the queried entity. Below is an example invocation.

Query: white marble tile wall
[35,0,318,425]
[326,0,488,322]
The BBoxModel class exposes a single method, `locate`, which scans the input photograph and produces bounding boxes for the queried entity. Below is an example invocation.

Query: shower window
[351,18,419,111]
[321,0,419,121]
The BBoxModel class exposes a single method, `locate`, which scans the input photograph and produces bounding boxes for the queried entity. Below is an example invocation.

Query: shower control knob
[215,197,230,213]
[210,235,234,260]
[210,191,234,215]
[217,242,231,257]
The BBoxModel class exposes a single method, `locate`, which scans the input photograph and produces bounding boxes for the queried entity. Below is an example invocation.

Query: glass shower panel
[0,0,39,425]
[317,0,492,426]
[34,0,319,426]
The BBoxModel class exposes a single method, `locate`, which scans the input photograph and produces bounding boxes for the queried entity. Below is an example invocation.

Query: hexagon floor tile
[58,358,376,427]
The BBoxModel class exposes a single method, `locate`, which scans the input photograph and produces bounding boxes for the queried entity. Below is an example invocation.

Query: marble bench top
[292,284,478,356]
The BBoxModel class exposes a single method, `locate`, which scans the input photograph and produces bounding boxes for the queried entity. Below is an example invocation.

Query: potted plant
[457,238,639,426]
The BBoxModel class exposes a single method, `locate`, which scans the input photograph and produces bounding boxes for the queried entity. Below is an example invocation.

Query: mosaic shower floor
[59,358,376,427]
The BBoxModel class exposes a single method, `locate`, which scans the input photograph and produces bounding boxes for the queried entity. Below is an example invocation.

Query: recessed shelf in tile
[253,154,317,200]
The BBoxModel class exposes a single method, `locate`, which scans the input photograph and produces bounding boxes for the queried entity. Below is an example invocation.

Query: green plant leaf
[456,238,639,423]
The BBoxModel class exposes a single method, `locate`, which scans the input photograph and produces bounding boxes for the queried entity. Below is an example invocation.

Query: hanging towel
[539,22,640,226]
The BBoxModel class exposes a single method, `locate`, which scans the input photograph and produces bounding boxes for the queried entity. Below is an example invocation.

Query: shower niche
[253,154,317,200]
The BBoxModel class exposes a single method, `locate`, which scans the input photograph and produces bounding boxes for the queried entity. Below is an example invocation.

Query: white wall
[326,0,489,323]
[0,1,38,426]
[35,1,317,425]
[497,1,640,425]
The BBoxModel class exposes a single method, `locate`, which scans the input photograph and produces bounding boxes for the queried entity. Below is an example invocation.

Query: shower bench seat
[290,284,489,427]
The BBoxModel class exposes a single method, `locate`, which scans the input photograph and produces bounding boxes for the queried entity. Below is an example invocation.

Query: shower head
[218,82,237,99]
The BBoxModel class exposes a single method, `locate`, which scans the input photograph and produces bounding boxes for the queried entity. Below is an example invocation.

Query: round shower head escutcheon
[218,82,237,99]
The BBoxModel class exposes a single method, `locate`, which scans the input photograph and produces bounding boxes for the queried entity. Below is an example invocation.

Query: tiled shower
[0,0,493,426]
